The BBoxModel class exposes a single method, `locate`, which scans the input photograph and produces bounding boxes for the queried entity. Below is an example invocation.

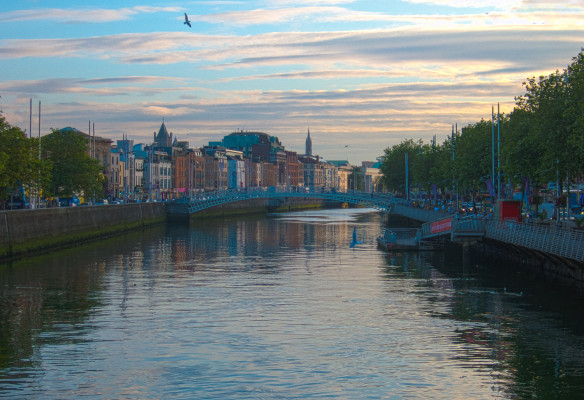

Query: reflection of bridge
[167,189,397,215]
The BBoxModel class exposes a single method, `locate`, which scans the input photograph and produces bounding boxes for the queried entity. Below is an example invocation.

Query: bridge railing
[453,216,489,237]
[485,220,584,262]
[172,188,399,215]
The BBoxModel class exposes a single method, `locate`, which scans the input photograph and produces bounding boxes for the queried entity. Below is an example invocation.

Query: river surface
[1,208,584,399]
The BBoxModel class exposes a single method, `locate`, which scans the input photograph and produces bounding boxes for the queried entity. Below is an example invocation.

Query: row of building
[68,123,383,201]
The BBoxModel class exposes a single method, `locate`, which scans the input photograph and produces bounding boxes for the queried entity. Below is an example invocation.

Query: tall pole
[405,152,409,201]
[491,105,495,200]
[497,103,501,199]
[29,98,32,139]
[93,123,96,202]
[149,145,153,202]
[37,101,41,209]
[452,125,455,209]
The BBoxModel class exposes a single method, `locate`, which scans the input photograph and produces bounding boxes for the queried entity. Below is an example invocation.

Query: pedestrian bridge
[166,189,398,216]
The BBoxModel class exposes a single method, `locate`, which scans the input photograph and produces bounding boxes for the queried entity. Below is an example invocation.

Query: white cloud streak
[0,6,181,23]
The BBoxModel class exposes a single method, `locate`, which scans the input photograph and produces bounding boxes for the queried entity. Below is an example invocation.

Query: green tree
[411,142,437,194]
[41,129,104,200]
[453,120,496,196]
[0,115,49,207]
[515,69,571,189]
[564,50,584,175]
[502,108,544,186]
[379,139,421,194]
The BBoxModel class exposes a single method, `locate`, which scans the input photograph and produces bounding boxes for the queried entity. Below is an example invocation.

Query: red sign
[430,218,452,234]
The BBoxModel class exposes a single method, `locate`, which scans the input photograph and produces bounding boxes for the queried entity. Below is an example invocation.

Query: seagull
[184,12,192,28]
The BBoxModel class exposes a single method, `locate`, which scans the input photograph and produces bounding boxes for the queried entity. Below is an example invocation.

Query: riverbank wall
[0,198,335,262]
[0,203,166,261]
[469,238,584,290]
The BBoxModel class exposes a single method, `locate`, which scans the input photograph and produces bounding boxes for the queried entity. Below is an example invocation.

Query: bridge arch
[166,189,396,217]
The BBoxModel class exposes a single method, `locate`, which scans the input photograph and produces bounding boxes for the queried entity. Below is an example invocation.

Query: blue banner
[485,179,495,198]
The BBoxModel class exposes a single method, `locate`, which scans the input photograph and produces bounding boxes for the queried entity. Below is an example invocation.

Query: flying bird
[184,12,191,28]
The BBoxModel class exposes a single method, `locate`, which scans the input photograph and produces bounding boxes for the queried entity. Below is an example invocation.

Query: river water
[1,208,584,399]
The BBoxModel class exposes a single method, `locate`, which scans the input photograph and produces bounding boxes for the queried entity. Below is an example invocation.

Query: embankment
[0,198,338,261]
[0,203,166,261]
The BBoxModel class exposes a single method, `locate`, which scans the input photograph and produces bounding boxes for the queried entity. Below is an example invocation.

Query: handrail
[169,189,398,215]
[485,220,584,262]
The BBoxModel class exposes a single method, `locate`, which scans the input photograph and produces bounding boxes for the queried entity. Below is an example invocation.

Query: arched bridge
[166,189,398,216]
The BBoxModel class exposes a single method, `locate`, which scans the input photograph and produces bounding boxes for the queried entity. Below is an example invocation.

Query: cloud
[189,3,584,28]
[264,0,356,5]
[3,23,578,73]
[401,0,522,8]
[0,6,181,23]
[0,77,190,97]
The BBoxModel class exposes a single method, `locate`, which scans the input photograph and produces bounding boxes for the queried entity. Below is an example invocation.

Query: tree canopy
[0,115,49,205]
[41,129,104,199]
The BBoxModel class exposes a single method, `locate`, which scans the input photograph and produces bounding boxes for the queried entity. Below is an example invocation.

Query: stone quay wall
[0,203,166,260]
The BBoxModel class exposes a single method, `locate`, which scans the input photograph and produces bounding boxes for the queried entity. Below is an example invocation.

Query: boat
[376,228,437,251]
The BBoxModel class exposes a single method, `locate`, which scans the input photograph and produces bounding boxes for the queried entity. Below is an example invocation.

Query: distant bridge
[166,188,397,216]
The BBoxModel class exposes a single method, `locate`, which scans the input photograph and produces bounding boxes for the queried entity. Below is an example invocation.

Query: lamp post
[405,152,409,201]
[497,103,501,199]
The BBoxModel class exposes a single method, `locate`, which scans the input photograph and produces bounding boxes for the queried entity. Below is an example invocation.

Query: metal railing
[485,220,584,262]
[168,188,398,215]
[453,216,488,237]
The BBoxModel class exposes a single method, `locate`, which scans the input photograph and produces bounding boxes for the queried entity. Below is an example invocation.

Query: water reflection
[1,209,584,398]
[381,250,584,398]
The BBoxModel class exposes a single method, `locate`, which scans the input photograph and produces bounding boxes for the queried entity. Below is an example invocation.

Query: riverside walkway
[407,205,584,264]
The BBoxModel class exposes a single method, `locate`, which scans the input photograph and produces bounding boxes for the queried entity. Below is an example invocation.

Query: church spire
[305,127,312,156]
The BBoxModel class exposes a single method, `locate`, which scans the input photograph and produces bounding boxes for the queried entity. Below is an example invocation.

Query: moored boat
[376,228,436,251]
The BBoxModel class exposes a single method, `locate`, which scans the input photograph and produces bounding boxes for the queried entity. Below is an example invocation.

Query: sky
[1,1,583,164]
